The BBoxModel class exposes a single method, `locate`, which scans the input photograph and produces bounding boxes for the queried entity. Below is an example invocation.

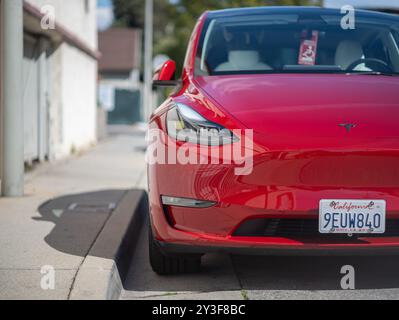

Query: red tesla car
[148,7,399,275]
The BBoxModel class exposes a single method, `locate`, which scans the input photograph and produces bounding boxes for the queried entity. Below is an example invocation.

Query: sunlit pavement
[0,126,147,299]
[121,222,399,300]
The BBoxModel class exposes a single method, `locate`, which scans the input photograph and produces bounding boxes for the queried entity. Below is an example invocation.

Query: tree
[112,0,323,74]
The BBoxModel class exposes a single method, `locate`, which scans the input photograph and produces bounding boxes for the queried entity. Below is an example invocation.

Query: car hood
[195,74,399,148]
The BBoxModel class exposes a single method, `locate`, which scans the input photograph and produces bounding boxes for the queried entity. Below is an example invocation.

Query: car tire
[148,224,202,275]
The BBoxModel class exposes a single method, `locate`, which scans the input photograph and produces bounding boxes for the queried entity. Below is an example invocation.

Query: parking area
[121,221,399,300]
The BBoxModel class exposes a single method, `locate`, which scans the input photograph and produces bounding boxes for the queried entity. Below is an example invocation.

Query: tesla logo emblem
[339,123,356,133]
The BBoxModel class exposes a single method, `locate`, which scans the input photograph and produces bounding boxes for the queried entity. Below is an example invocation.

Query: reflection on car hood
[195,74,399,147]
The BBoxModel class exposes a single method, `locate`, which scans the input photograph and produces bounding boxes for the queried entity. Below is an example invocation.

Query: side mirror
[153,60,180,87]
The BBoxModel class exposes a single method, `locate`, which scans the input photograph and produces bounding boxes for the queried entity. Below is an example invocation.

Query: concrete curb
[69,189,148,300]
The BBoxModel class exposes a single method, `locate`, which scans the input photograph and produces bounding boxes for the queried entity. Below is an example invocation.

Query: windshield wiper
[345,71,399,77]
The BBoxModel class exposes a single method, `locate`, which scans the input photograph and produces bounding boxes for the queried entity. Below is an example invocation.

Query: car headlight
[166,103,239,146]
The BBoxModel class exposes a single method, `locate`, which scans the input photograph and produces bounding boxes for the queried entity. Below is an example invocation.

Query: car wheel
[148,224,202,275]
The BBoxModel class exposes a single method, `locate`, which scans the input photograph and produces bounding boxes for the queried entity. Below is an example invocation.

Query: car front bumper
[154,234,399,256]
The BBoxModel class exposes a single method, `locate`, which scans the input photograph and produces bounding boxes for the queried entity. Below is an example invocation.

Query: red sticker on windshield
[298,31,319,66]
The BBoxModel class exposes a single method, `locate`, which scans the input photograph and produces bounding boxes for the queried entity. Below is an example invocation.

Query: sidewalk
[0,126,147,299]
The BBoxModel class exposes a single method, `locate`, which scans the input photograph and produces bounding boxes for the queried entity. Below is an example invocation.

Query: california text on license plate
[319,199,386,234]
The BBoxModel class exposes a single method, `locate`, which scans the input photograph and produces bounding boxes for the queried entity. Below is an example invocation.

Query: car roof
[206,6,399,22]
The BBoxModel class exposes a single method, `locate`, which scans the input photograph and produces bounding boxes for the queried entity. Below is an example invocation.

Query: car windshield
[195,10,399,76]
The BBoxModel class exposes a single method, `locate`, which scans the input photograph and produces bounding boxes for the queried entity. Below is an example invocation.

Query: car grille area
[232,218,399,243]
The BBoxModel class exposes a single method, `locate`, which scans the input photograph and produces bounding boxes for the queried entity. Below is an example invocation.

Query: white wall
[27,0,98,159]
[99,69,142,89]
[60,43,97,156]
[26,0,97,49]
[0,0,3,180]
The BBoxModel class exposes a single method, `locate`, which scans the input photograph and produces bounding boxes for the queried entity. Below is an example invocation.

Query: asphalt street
[121,222,399,300]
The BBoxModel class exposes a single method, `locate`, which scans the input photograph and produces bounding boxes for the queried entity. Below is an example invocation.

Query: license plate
[319,199,386,234]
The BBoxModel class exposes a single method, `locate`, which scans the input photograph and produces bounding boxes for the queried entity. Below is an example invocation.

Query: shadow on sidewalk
[34,190,128,258]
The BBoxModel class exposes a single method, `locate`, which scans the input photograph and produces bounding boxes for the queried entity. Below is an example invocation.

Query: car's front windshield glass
[195,11,399,76]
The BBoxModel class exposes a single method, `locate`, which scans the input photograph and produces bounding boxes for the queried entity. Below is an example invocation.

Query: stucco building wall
[25,0,98,159]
